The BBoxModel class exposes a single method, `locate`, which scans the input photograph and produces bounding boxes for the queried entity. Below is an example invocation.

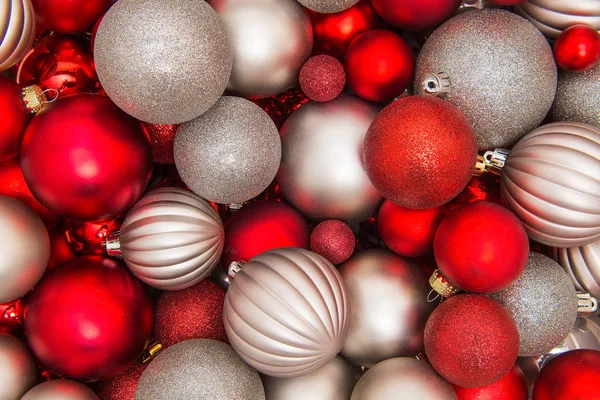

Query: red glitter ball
[424,294,520,388]
[453,363,528,400]
[91,363,147,400]
[310,220,355,265]
[299,55,346,102]
[143,122,178,164]
[155,279,228,348]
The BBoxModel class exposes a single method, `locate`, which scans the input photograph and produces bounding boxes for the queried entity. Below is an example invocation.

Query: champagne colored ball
[555,238,600,298]
[0,333,37,400]
[22,380,99,400]
[0,0,36,71]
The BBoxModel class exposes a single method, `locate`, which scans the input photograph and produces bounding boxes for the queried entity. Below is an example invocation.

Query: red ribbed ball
[310,220,355,264]
[299,55,346,102]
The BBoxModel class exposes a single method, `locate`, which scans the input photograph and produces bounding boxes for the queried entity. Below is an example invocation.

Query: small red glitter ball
[299,55,346,102]
[554,24,600,72]
[453,363,528,400]
[143,122,178,164]
[310,220,355,264]
[424,294,520,388]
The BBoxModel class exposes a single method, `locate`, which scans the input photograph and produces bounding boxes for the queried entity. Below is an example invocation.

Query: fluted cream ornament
[21,380,99,400]
[0,0,36,71]
[223,247,352,378]
[107,187,224,291]
[555,239,600,298]
[515,0,600,39]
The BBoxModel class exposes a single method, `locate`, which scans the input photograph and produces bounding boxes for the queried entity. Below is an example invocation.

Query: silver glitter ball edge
[551,62,600,129]
[297,0,360,13]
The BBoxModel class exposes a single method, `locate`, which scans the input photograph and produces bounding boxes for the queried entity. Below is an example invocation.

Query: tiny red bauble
[532,349,600,400]
[299,55,346,102]
[371,0,462,31]
[434,201,529,293]
[310,219,355,264]
[20,94,153,221]
[453,364,528,400]
[345,29,414,102]
[363,95,477,209]
[0,76,33,162]
[24,256,154,382]
[378,200,446,258]
[31,0,116,33]
[554,24,600,72]
[424,294,520,388]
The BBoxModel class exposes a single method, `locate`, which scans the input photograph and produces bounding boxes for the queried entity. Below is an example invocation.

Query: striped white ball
[555,239,600,298]
[515,0,600,39]
[0,0,36,71]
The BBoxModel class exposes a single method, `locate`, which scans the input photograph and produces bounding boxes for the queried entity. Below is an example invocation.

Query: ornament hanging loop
[422,72,451,96]
[227,261,246,281]
[474,148,511,176]
[105,231,122,258]
[577,292,598,316]
[41,88,60,103]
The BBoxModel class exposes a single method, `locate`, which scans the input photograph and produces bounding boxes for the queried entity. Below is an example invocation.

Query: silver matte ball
[208,0,313,99]
[297,0,360,13]
[0,196,49,303]
[515,0,600,39]
[21,380,99,400]
[414,9,556,150]
[277,95,382,222]
[489,252,578,357]
[94,0,233,124]
[339,250,436,367]
[262,356,357,400]
[350,358,457,400]
[555,239,600,298]
[0,334,37,400]
[175,96,281,204]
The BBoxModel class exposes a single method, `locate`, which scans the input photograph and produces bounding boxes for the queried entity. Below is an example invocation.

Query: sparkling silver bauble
[21,380,99,400]
[0,0,35,71]
[94,0,233,124]
[208,0,312,99]
[515,0,600,39]
[175,96,281,204]
[0,333,37,400]
[489,252,578,357]
[135,339,265,400]
[297,0,360,13]
[277,95,382,222]
[414,9,556,150]
[501,122,600,248]
[0,196,50,303]
[555,239,600,298]
[551,61,600,129]
[339,249,436,367]
[223,247,352,378]
[262,356,357,400]
[350,358,457,400]
[115,187,224,291]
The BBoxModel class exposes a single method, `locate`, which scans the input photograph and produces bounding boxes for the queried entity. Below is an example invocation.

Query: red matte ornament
[310,219,355,264]
[554,24,600,72]
[47,225,76,271]
[453,363,529,400]
[0,77,33,162]
[371,0,462,31]
[31,0,116,33]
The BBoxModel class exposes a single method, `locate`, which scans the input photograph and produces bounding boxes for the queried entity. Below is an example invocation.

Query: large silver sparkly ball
[501,122,600,248]
[277,95,382,222]
[489,252,578,357]
[339,249,436,367]
[175,96,281,204]
[262,356,357,400]
[414,9,556,150]
[515,0,600,39]
[555,239,600,298]
[94,0,233,124]
[0,334,37,400]
[0,196,50,303]
[297,0,360,13]
[223,247,352,378]
[135,339,265,400]
[350,358,457,400]
[551,61,600,129]
[21,380,99,400]
[208,0,313,99]
[118,187,224,291]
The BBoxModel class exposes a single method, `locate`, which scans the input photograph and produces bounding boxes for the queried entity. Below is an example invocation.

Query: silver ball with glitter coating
[94,0,233,124]
[414,9,556,150]
[0,333,37,400]
[135,339,265,400]
[551,62,600,129]
[555,239,600,299]
[489,252,578,357]
[174,96,281,204]
[21,380,99,400]
[297,0,360,13]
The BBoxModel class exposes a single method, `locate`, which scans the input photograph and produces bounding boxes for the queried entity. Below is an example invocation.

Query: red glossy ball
[434,201,529,293]
[31,0,115,33]
[47,225,76,271]
[345,29,414,102]
[20,94,153,221]
[0,300,23,335]
[378,199,446,258]
[310,220,355,264]
[371,0,462,31]
[453,364,528,400]
[424,294,520,388]
[0,77,30,162]
[63,217,122,256]
[447,173,504,212]
[91,363,146,400]
[222,200,310,268]
[310,0,381,59]
[554,24,600,72]
[363,95,477,209]
[143,122,178,164]
[24,256,154,382]
[299,55,346,102]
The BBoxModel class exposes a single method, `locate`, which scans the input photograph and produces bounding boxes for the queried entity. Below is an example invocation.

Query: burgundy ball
[310,219,355,264]
[300,55,346,102]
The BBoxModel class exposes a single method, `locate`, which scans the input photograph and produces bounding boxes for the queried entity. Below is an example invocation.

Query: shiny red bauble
[222,200,310,268]
[310,219,355,264]
[371,0,462,31]
[447,174,504,212]
[434,201,529,293]
[310,0,381,59]
[378,200,446,258]
[20,94,153,221]
[364,96,477,209]
[24,256,154,382]
[0,300,23,335]
[345,29,414,102]
[554,24,600,72]
[532,349,600,400]
[453,364,528,400]
[31,0,115,33]
[0,77,32,162]
[63,217,122,256]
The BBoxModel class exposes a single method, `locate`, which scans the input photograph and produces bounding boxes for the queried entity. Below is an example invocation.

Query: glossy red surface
[453,363,528,400]
[31,0,115,33]
[371,0,462,30]
[554,24,600,72]
[0,77,30,162]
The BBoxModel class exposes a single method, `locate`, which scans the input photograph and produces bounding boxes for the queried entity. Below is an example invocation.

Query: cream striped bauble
[0,0,36,71]
[515,0,600,39]
[555,239,600,298]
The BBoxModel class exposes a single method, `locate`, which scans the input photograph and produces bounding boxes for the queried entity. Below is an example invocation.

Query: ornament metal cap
[429,269,460,299]
[21,85,58,114]
[474,148,511,176]
[105,231,122,258]
[142,341,163,364]
[227,260,246,281]
[577,292,598,317]
[422,72,451,96]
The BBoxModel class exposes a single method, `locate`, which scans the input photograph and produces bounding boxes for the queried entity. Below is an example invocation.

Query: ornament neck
[577,292,598,317]
[21,85,59,114]
[105,231,122,258]
[474,148,510,176]
[422,72,451,96]
[142,341,163,364]
[227,260,246,281]
[429,270,460,300]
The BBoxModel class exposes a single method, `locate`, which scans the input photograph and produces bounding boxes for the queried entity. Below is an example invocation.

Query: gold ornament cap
[142,341,164,364]
[21,85,47,114]
[429,269,460,298]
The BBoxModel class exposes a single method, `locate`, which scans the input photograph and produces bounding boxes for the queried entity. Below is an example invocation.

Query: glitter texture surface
[489,252,578,357]
[298,0,360,14]
[91,364,147,400]
[299,55,346,102]
[143,123,178,164]
[310,219,355,264]
[414,9,557,150]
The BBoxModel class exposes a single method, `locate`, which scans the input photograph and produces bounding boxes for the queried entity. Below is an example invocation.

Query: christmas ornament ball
[310,220,355,265]
[21,380,100,400]
[0,76,32,162]
[0,333,37,400]
[453,364,528,400]
[298,0,359,13]
[94,0,233,124]
[31,0,114,33]
[555,239,600,298]
[91,364,146,400]
[554,25,600,72]
[0,0,36,71]
[515,0,600,39]
[299,55,346,102]
[371,0,462,31]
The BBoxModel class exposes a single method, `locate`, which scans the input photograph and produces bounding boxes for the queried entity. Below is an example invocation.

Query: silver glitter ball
[551,61,600,129]
[554,239,600,299]
[174,96,281,204]
[94,0,233,124]
[0,334,37,400]
[135,339,265,400]
[414,9,556,150]
[489,252,578,357]
[22,380,99,400]
[515,0,600,39]
[297,0,360,13]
